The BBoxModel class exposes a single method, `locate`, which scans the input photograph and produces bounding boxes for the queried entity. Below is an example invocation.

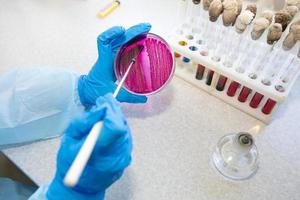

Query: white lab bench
[1,0,300,199]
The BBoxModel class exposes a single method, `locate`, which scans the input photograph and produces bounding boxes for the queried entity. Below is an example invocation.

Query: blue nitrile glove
[78,23,151,107]
[46,94,132,200]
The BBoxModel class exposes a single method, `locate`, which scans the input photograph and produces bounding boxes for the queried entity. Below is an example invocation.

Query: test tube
[188,45,198,64]
[238,86,252,102]
[177,0,188,24]
[203,21,216,51]
[262,98,277,115]
[276,57,300,92]
[199,21,213,56]
[211,25,225,62]
[227,81,240,97]
[222,30,240,68]
[235,53,252,74]
[248,43,273,79]
[261,50,293,86]
[184,0,197,22]
[206,25,222,87]
[235,41,255,73]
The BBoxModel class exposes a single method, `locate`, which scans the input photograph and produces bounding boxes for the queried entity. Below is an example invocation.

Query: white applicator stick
[63,46,144,187]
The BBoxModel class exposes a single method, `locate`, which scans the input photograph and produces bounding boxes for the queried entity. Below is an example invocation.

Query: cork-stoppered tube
[250,10,273,40]
[236,0,243,16]
[251,18,270,40]
[232,0,243,25]
[283,20,300,50]
[246,3,257,18]
[286,6,299,17]
[222,0,239,26]
[203,0,214,10]
[275,10,292,32]
[261,10,274,24]
[267,23,283,44]
[235,10,255,33]
[209,0,224,22]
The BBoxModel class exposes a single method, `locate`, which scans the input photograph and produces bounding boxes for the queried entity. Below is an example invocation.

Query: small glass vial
[212,132,259,180]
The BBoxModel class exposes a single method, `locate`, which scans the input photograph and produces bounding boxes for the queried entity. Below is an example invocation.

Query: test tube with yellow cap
[98,0,120,18]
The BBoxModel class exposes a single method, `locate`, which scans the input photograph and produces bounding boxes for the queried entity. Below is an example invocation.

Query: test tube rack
[168,1,300,124]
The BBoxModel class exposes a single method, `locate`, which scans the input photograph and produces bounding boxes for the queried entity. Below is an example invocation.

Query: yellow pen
[97,0,121,18]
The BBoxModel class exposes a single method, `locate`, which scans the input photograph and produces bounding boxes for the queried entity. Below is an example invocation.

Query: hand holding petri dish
[114,33,175,96]
[64,33,175,187]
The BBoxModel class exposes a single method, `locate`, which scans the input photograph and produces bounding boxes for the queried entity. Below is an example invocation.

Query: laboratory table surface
[1,0,300,200]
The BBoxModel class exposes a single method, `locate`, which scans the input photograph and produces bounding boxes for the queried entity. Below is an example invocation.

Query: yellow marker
[98,0,120,18]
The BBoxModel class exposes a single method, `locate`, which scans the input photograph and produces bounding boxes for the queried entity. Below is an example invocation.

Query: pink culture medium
[114,33,175,95]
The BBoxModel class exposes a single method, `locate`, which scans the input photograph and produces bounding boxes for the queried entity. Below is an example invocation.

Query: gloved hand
[46,94,132,200]
[78,23,152,107]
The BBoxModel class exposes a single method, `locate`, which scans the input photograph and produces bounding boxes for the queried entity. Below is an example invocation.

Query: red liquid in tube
[195,64,205,80]
[206,70,214,85]
[238,87,251,102]
[216,75,228,91]
[227,81,240,97]
[250,92,264,108]
[262,99,277,115]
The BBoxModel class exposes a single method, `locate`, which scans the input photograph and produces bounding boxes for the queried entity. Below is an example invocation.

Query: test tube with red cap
[238,55,258,103]
[247,49,275,107]
[215,37,233,91]
[260,52,295,115]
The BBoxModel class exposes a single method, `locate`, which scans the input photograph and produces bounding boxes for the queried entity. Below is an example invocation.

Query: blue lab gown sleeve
[0,67,84,147]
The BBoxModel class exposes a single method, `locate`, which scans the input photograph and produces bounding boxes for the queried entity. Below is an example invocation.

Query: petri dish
[114,33,175,96]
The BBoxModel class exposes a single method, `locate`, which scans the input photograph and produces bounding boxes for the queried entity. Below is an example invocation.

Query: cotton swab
[63,46,144,187]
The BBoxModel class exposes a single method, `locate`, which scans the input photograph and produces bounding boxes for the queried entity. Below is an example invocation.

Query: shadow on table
[122,83,175,119]
[0,152,38,199]
[106,169,135,200]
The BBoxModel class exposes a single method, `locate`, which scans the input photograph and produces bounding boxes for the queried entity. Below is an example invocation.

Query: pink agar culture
[115,33,174,95]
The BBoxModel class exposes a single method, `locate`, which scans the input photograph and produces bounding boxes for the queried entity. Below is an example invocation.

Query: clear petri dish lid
[212,132,259,180]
